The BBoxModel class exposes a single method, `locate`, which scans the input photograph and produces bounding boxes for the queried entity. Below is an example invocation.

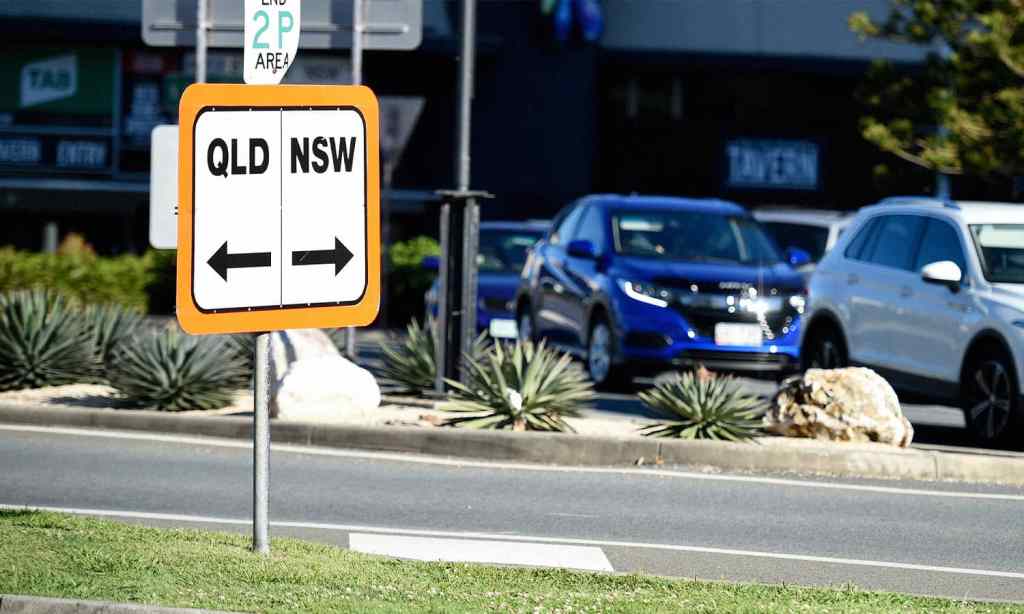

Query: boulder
[766,367,913,447]
[268,328,380,420]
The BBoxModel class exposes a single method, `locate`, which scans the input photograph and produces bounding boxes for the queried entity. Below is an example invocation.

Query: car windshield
[970,224,1024,283]
[477,229,544,273]
[760,221,829,262]
[611,210,782,265]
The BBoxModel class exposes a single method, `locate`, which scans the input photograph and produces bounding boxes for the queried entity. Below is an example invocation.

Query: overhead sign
[176,84,380,334]
[149,125,178,249]
[244,0,301,84]
[143,0,423,51]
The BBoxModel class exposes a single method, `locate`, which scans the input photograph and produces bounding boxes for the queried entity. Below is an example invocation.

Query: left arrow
[207,241,272,281]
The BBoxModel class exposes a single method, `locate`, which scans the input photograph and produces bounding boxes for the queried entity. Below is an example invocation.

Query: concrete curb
[2,402,1023,486]
[0,595,232,613]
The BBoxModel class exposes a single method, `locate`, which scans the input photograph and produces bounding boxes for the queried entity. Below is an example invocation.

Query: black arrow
[207,241,272,281]
[291,237,354,276]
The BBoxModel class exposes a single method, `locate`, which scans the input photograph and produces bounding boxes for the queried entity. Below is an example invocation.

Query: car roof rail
[877,196,960,210]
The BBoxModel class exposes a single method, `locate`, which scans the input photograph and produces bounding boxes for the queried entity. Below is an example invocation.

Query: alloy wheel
[518,311,533,343]
[588,323,612,384]
[966,359,1013,442]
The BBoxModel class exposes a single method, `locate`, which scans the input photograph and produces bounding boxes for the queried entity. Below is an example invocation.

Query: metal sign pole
[196,0,208,83]
[345,0,365,360]
[253,332,271,555]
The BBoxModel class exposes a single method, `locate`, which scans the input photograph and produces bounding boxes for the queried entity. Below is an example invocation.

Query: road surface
[2,425,1022,602]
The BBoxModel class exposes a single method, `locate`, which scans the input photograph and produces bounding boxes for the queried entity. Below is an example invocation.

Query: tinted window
[844,217,879,261]
[477,229,545,273]
[612,210,782,264]
[913,219,966,272]
[550,204,584,246]
[762,222,830,262]
[864,215,925,271]
[970,224,1024,283]
[574,206,606,252]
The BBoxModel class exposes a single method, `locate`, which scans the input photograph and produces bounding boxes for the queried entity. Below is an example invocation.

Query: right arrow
[207,241,272,281]
[291,237,354,275]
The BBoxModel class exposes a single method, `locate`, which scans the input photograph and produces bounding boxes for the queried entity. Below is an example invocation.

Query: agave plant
[443,340,593,432]
[108,329,247,411]
[638,370,766,441]
[83,303,143,372]
[0,290,96,391]
[378,317,489,395]
[226,333,256,375]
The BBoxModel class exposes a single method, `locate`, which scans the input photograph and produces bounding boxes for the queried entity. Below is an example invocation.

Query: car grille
[671,304,797,341]
[480,297,509,312]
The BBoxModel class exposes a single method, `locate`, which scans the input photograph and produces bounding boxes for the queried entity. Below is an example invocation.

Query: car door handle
[847,273,859,285]
[900,285,913,298]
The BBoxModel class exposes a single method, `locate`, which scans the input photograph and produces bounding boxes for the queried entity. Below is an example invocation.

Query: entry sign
[176,84,380,334]
[244,0,301,85]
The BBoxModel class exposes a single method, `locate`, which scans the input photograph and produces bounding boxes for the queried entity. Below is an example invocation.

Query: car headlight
[618,279,672,308]
[788,294,806,314]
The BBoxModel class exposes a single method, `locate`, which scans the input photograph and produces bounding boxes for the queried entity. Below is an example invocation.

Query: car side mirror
[785,247,812,268]
[567,239,598,259]
[921,260,962,292]
[421,255,440,272]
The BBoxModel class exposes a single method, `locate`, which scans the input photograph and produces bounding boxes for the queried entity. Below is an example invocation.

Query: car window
[477,229,545,273]
[913,218,966,273]
[843,217,879,261]
[863,215,925,271]
[573,206,606,252]
[612,210,782,264]
[970,224,1024,283]
[761,222,829,262]
[550,204,584,246]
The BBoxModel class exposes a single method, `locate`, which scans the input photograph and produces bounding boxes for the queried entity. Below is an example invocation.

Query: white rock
[267,329,380,420]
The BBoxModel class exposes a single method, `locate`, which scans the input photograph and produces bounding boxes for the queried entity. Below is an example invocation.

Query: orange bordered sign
[176,84,380,334]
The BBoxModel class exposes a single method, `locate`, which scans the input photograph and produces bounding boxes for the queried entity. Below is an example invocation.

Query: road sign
[244,0,301,84]
[143,0,422,51]
[176,83,380,334]
[149,125,179,249]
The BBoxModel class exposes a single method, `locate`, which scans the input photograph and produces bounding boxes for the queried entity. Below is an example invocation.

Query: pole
[253,332,271,555]
[196,0,208,84]
[344,0,364,361]
[455,0,475,192]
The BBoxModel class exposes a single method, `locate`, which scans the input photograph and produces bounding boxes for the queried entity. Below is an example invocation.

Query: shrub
[108,329,247,411]
[638,370,766,441]
[386,236,440,326]
[0,290,97,391]
[378,316,488,395]
[84,304,143,374]
[443,340,592,432]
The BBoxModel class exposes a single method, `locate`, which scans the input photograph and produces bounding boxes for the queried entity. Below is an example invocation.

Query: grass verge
[0,510,1017,613]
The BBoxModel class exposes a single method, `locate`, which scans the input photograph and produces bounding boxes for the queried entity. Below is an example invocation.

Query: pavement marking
[3,504,1024,581]
[348,533,614,571]
[3,424,1024,501]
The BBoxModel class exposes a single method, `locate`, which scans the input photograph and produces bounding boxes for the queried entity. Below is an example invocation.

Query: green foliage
[443,340,593,432]
[638,371,766,441]
[378,316,488,395]
[387,236,440,326]
[0,290,96,391]
[0,247,158,312]
[83,304,143,372]
[851,1,1024,179]
[107,329,246,411]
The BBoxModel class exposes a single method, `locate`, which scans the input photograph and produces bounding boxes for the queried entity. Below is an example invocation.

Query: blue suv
[515,195,810,388]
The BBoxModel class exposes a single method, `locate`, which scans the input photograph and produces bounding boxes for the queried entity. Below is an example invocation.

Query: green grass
[0,511,1017,613]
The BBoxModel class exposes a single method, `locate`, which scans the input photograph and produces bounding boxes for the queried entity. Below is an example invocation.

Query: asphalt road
[2,426,1023,602]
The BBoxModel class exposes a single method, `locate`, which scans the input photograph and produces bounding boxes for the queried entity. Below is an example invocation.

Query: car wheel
[962,347,1020,447]
[517,306,535,343]
[802,323,847,371]
[587,317,630,391]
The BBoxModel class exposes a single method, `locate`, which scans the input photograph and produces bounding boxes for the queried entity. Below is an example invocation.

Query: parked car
[753,208,852,277]
[514,195,811,388]
[801,196,1024,445]
[425,220,549,338]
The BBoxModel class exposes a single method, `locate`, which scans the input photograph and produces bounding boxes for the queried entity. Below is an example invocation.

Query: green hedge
[387,236,439,326]
[0,248,177,314]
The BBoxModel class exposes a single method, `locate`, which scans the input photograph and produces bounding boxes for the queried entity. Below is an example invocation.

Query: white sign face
[192,107,367,312]
[243,0,301,85]
[149,125,179,249]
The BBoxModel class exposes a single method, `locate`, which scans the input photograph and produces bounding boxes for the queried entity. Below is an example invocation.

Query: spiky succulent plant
[378,317,489,395]
[442,340,592,432]
[83,303,143,374]
[638,370,766,441]
[0,290,97,391]
[108,329,247,411]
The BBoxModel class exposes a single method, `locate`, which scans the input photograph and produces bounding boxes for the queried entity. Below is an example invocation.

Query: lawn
[0,510,1017,613]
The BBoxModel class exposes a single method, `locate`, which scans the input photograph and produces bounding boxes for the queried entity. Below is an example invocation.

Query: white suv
[801,197,1024,445]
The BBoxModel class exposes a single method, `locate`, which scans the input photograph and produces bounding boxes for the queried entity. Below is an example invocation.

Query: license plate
[714,323,762,347]
[489,318,518,339]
